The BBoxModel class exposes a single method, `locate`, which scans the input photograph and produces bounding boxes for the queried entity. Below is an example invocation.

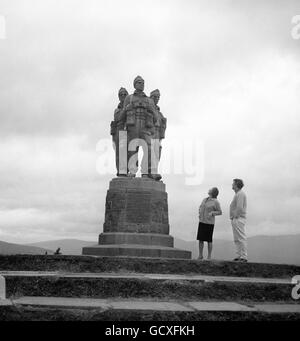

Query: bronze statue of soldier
[123,76,162,181]
[150,89,167,164]
[110,87,128,176]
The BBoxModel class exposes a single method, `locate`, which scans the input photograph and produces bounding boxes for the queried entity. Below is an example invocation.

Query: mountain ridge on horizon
[0,240,53,255]
[1,234,299,265]
[24,233,300,244]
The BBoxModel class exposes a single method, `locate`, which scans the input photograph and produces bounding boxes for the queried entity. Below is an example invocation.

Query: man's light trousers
[231,217,247,260]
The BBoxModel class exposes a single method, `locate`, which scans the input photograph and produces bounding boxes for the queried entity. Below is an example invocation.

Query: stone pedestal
[82,177,191,259]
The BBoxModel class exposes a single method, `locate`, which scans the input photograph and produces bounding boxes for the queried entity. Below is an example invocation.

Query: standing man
[230,178,248,262]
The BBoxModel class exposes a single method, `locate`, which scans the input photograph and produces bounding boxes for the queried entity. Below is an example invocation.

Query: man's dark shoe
[233,257,240,261]
[239,258,248,263]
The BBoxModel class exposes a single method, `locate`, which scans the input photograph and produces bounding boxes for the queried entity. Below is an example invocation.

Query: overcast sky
[0,0,300,244]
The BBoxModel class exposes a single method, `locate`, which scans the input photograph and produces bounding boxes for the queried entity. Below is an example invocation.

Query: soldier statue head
[133,76,145,92]
[150,89,160,105]
[118,87,128,104]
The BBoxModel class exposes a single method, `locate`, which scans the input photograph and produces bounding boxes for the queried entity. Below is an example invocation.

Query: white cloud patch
[0,0,300,243]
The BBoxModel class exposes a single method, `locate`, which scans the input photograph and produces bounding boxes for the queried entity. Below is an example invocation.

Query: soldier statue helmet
[133,75,145,91]
[150,89,160,105]
[118,87,128,102]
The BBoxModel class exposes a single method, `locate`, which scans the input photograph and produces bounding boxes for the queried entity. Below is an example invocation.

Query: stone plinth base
[82,244,191,259]
[82,177,191,260]
[98,232,174,247]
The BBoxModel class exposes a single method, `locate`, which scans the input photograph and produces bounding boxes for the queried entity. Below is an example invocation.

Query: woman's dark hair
[211,187,219,198]
[233,178,244,189]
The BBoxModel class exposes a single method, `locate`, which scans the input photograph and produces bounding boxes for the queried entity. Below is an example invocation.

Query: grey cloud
[0,0,300,243]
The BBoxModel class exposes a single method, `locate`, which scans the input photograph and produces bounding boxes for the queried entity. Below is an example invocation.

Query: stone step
[0,271,292,284]
[1,297,299,321]
[98,232,174,247]
[82,244,191,259]
[0,255,299,279]
[1,271,296,302]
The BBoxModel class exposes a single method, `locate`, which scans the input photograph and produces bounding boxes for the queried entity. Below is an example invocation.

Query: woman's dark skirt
[197,222,214,242]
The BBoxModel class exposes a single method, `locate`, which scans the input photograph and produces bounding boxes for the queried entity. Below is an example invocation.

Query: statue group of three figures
[110,76,167,181]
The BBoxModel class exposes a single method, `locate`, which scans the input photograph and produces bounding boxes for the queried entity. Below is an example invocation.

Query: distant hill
[26,235,300,265]
[0,240,53,255]
[174,234,300,265]
[27,239,95,255]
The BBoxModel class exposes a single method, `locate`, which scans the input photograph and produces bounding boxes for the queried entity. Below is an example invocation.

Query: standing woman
[197,187,222,260]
